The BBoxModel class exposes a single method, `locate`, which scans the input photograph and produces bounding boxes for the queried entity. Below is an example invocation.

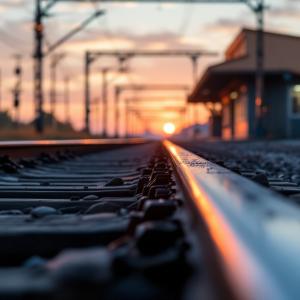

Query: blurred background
[0,0,298,140]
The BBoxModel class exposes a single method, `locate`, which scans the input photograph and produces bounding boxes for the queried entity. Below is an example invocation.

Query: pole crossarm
[116,84,191,92]
[43,0,251,4]
[87,50,218,60]
[126,97,185,101]
[115,84,190,137]
[42,0,264,13]
[45,10,105,56]
[86,49,218,73]
[41,0,59,15]
[128,107,185,111]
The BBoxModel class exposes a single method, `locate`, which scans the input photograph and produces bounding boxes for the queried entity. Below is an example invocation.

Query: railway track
[0,138,299,300]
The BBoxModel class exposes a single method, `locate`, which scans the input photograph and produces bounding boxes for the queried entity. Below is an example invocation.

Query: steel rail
[0,138,148,148]
[0,138,151,159]
[164,139,300,300]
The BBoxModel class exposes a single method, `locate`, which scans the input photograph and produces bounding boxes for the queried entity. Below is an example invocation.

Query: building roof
[189,28,300,103]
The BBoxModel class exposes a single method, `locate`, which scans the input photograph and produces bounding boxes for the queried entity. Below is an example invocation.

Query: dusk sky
[0,0,299,135]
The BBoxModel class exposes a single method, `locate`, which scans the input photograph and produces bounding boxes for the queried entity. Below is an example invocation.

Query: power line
[0,29,29,45]
[0,28,31,55]
[0,33,28,54]
[91,0,118,50]
[178,4,195,36]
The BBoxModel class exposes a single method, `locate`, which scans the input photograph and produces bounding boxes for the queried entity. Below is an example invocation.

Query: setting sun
[163,123,175,134]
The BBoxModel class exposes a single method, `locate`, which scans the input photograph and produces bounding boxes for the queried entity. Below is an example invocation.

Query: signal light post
[34,0,43,132]
[13,55,22,129]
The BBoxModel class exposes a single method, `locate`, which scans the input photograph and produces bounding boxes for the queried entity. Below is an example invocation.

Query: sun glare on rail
[163,123,175,134]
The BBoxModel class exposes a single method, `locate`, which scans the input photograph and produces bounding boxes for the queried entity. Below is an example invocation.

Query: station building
[189,28,300,139]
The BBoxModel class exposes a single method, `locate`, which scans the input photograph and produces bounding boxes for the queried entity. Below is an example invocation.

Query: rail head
[163,139,300,300]
[0,138,150,148]
[0,138,153,159]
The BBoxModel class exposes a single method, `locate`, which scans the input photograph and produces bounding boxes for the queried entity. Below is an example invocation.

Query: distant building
[188,28,300,139]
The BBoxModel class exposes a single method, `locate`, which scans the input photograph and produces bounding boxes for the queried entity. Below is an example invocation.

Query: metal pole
[85,52,90,134]
[132,113,134,137]
[127,109,130,137]
[255,0,264,137]
[64,77,69,124]
[96,97,99,135]
[135,115,138,137]
[50,58,55,128]
[34,0,43,133]
[50,54,64,129]
[125,99,129,138]
[102,69,108,137]
[191,55,198,85]
[191,54,199,130]
[13,55,22,129]
[133,112,135,137]
[190,105,193,127]
[129,109,131,137]
[115,87,120,138]
[194,103,197,125]
[137,116,140,136]
[0,69,1,112]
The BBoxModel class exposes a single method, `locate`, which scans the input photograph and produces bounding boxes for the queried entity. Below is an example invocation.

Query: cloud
[266,5,300,19]
[0,0,32,16]
[203,18,254,35]
[65,29,207,52]
[0,0,31,9]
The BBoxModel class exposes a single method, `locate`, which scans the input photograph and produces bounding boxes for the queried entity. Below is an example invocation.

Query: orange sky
[0,0,298,136]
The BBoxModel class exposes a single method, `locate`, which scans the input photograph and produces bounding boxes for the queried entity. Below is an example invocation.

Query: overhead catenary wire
[0,33,29,55]
[92,0,118,51]
[90,0,138,136]
[178,3,195,36]
[0,29,30,45]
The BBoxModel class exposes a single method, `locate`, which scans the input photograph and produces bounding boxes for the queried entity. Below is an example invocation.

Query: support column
[50,53,64,129]
[102,69,108,137]
[64,77,69,124]
[85,52,90,134]
[115,87,120,138]
[50,58,56,128]
[191,55,198,85]
[131,111,134,137]
[145,119,147,134]
[194,103,197,125]
[34,0,43,133]
[0,69,2,112]
[125,99,129,138]
[255,0,264,137]
[13,55,22,129]
[191,55,199,129]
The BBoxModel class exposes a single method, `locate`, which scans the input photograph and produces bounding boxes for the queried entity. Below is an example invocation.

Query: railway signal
[12,55,22,129]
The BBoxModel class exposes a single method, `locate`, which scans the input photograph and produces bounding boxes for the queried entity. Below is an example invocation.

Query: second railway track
[0,138,299,300]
